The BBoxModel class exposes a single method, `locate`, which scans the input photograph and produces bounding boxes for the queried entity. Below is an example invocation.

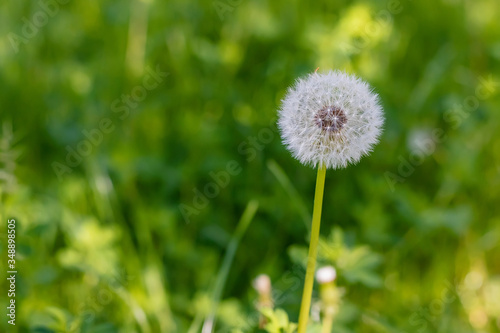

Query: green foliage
[259,308,297,333]
[1,0,500,332]
[288,227,383,288]
[319,228,383,288]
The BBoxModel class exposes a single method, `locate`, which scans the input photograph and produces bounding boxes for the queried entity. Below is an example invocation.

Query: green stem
[297,166,327,333]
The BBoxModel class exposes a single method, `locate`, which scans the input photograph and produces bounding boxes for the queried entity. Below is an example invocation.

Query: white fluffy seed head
[316,266,337,284]
[278,70,384,169]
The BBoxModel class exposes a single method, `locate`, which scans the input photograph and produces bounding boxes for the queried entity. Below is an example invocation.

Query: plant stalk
[297,165,327,333]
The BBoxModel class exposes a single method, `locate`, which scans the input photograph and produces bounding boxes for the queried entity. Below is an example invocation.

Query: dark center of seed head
[314,106,347,133]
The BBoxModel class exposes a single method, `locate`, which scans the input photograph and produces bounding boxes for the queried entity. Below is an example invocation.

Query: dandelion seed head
[278,70,384,169]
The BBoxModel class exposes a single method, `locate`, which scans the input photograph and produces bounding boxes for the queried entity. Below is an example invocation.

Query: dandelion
[278,70,383,169]
[277,70,384,333]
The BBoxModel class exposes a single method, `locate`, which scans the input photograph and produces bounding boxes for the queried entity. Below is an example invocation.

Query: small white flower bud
[316,266,337,284]
[253,274,271,295]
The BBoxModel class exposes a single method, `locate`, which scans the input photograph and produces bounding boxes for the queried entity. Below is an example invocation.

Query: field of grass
[1,0,500,332]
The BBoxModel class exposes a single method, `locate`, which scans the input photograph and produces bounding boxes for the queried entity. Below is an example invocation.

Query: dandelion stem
[297,165,327,333]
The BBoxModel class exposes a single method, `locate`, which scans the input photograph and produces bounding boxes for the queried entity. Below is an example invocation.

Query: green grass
[1,0,500,332]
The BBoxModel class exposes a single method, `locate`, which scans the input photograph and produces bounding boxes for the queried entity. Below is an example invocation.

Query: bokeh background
[1,0,500,332]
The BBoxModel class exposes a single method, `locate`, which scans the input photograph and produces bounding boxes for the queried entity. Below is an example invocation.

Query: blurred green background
[1,0,500,332]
